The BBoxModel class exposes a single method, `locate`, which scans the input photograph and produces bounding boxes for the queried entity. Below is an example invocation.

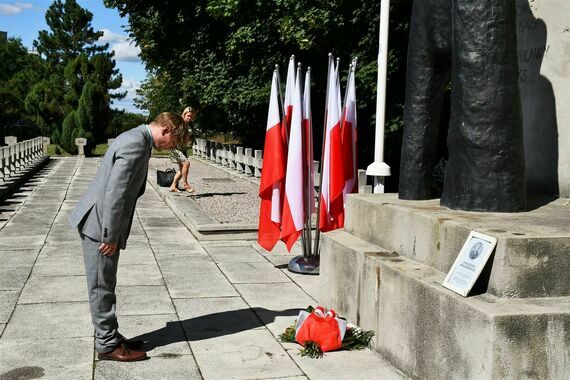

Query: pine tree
[34,0,108,74]
[77,81,105,154]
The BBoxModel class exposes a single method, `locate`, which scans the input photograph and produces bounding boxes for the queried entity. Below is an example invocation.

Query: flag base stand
[288,256,319,275]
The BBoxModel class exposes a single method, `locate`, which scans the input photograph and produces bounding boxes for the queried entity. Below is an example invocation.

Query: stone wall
[516,0,570,196]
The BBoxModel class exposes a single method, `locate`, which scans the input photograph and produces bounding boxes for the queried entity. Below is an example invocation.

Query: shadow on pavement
[191,192,247,198]
[131,307,300,351]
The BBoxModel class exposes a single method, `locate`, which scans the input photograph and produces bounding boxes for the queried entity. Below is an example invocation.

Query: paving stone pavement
[0,157,407,380]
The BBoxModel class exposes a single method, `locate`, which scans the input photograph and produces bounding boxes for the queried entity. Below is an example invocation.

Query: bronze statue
[399,0,526,212]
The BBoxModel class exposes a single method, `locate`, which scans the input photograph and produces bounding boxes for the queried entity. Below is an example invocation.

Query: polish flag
[319,61,345,232]
[258,70,286,251]
[303,68,315,214]
[281,65,304,250]
[342,66,358,198]
[282,56,296,145]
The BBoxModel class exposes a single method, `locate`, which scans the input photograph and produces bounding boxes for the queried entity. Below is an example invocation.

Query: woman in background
[169,106,196,192]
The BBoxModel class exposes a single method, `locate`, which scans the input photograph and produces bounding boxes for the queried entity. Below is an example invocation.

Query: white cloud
[120,78,141,92]
[122,78,139,88]
[113,78,140,101]
[98,28,141,62]
[112,41,141,62]
[0,2,33,15]
[112,99,142,114]
[100,28,127,43]
[111,78,144,113]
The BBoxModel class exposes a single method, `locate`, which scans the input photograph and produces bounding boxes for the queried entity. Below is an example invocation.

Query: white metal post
[366,0,391,193]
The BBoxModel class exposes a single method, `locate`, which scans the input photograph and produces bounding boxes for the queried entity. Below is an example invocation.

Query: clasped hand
[99,242,118,256]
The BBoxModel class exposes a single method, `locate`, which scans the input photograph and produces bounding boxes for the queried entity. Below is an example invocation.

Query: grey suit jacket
[68,125,152,249]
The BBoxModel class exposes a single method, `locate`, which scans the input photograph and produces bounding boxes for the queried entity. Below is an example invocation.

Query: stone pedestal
[74,138,86,157]
[320,194,570,379]
[4,136,17,146]
[42,137,50,154]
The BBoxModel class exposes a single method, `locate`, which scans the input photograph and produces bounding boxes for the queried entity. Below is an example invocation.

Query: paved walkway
[0,157,406,380]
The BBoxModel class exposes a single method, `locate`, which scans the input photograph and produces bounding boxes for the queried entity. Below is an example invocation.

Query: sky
[0,0,146,114]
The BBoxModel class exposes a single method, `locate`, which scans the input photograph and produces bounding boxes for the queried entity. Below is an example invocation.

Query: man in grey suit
[69,112,188,362]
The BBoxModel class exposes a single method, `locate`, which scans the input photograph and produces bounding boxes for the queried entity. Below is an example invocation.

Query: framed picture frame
[442,231,498,297]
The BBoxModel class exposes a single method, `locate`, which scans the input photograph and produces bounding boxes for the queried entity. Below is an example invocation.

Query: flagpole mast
[351,58,358,192]
[275,64,285,120]
[313,53,334,258]
[366,0,391,193]
[303,67,313,260]
[343,63,352,113]
[335,57,341,115]
[296,62,310,259]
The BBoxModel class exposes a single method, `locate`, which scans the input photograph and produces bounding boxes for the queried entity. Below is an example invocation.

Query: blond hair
[182,106,195,117]
[153,112,189,144]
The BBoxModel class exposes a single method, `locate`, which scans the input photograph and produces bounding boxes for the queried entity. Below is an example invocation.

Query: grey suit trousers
[81,234,121,353]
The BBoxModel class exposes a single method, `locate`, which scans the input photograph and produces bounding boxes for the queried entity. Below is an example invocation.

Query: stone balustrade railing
[192,138,372,193]
[0,137,46,181]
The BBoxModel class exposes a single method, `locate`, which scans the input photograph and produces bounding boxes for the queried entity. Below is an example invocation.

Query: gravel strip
[149,157,260,224]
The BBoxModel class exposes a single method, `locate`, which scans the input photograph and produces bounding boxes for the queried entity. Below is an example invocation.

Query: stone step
[320,229,570,379]
[343,193,570,298]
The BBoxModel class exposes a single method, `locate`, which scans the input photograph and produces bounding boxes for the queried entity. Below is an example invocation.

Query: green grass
[207,133,241,144]
[92,143,109,156]
[47,144,71,156]
[152,149,170,157]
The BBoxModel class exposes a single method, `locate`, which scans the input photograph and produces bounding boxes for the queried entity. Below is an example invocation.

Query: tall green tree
[24,75,66,140]
[64,54,91,109]
[77,80,104,153]
[61,110,78,153]
[0,38,44,139]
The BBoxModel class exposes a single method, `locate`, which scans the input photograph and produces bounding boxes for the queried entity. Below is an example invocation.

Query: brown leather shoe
[98,343,147,362]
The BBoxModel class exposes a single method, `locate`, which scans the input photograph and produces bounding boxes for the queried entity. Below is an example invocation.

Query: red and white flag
[282,56,296,145]
[258,70,286,250]
[342,66,358,198]
[319,60,345,232]
[281,66,304,250]
[303,68,315,214]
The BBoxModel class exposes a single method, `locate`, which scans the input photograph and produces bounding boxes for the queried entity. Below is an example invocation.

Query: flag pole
[366,0,391,192]
[335,57,342,115]
[343,63,352,113]
[275,64,285,120]
[303,67,313,260]
[313,53,334,259]
[300,66,310,259]
[351,58,358,192]
[296,62,310,259]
